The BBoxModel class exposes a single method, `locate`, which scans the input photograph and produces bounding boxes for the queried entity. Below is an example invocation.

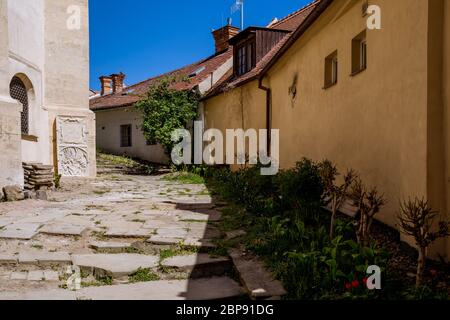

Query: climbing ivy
[135,77,200,153]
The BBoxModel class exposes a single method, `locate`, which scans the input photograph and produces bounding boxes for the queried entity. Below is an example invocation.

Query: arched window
[9,76,29,135]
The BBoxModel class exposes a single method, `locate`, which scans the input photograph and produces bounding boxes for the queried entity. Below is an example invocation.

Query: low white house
[89,24,237,164]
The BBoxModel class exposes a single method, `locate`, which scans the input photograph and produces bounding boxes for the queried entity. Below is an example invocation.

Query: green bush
[208,158,394,300]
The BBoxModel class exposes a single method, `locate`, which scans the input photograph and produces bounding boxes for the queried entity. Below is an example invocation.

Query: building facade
[202,0,450,259]
[90,25,236,164]
[0,0,96,190]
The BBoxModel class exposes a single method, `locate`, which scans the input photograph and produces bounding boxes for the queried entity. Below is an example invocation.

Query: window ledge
[323,82,337,90]
[350,67,367,77]
[22,134,38,142]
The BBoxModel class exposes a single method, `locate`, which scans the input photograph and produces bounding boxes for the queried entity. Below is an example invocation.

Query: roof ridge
[270,0,320,29]
[112,49,231,94]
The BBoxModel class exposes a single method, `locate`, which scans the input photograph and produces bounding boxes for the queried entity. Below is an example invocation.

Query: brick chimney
[111,72,126,94]
[212,24,240,53]
[99,76,112,95]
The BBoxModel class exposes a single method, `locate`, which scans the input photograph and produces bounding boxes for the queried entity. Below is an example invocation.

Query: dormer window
[230,27,290,77]
[236,40,256,76]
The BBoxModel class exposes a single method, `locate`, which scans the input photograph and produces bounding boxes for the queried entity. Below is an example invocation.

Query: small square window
[120,124,132,147]
[352,30,367,75]
[324,51,338,88]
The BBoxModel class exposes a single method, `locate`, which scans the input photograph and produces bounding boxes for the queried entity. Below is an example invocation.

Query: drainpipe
[258,76,272,155]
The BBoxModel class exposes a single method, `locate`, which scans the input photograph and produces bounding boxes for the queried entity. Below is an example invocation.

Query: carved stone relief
[56,116,89,177]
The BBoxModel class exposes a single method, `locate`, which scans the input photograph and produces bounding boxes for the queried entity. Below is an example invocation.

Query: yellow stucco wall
[203,0,450,258]
[204,80,267,155]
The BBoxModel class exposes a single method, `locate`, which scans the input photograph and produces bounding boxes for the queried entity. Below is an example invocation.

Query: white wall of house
[7,0,50,165]
[0,0,23,187]
[1,0,95,189]
[95,107,169,164]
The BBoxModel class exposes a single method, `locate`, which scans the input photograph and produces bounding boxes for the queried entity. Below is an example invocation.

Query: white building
[89,25,237,164]
[0,0,96,190]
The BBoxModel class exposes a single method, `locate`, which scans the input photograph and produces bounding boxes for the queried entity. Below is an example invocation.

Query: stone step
[89,241,134,253]
[163,201,215,210]
[0,252,72,266]
[161,254,231,278]
[146,236,217,249]
[229,249,287,300]
[10,270,59,282]
[18,251,72,265]
[0,277,243,300]
[72,253,159,278]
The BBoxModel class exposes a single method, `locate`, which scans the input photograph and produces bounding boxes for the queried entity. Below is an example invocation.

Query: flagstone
[161,254,230,271]
[156,228,188,238]
[147,236,183,245]
[0,254,18,264]
[27,270,45,281]
[18,251,72,265]
[72,254,159,277]
[39,224,87,236]
[10,272,28,280]
[78,277,241,300]
[0,223,41,240]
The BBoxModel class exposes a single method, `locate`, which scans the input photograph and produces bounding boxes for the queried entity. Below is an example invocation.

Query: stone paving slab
[18,252,72,265]
[43,270,60,282]
[105,228,152,238]
[164,201,215,210]
[89,241,133,252]
[78,277,242,300]
[10,272,28,280]
[147,236,183,246]
[16,212,67,224]
[72,254,159,277]
[161,254,230,271]
[27,271,45,281]
[0,223,41,240]
[0,254,18,264]
[156,227,188,238]
[0,217,17,228]
[39,224,87,236]
[229,249,286,299]
[187,227,221,239]
[183,238,217,249]
[0,277,242,300]
[0,289,77,300]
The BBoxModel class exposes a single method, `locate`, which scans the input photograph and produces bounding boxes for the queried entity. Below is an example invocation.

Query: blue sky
[89,0,310,90]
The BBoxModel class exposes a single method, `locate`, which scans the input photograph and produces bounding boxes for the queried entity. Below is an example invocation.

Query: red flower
[352,280,360,288]
[345,283,352,290]
[362,277,368,285]
[430,269,438,277]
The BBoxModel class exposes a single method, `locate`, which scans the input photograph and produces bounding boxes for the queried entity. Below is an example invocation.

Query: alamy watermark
[66,5,81,30]
[171,121,280,175]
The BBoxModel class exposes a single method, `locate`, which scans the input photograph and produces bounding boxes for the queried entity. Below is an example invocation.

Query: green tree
[134,77,200,153]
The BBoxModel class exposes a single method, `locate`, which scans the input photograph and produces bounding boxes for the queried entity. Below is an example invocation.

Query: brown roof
[203,0,331,99]
[90,48,233,111]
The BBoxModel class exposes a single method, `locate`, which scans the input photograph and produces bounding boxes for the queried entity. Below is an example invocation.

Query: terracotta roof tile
[90,48,233,111]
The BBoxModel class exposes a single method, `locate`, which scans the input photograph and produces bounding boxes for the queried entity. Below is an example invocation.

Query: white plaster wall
[8,0,44,69]
[0,0,23,188]
[44,0,96,177]
[7,0,50,165]
[95,107,169,164]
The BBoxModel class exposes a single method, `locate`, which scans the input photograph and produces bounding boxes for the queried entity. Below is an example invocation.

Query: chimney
[111,72,126,94]
[212,22,240,53]
[99,76,112,95]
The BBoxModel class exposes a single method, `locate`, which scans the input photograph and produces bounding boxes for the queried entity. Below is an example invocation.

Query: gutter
[258,76,272,155]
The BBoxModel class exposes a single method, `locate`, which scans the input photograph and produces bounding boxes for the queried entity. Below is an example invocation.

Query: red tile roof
[90,48,233,111]
[203,0,327,99]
